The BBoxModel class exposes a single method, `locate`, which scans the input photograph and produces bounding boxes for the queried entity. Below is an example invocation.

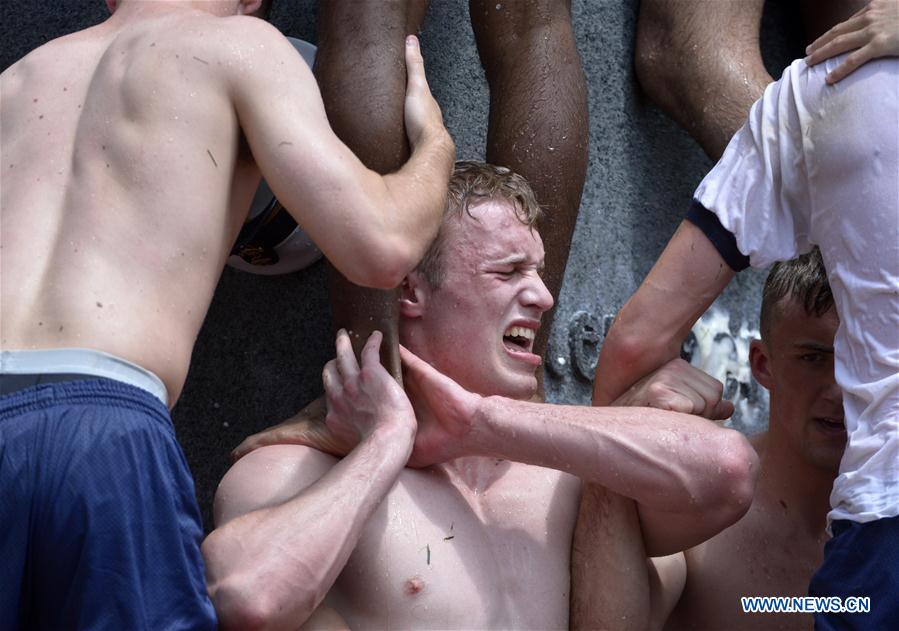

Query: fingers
[334,329,360,381]
[322,358,342,402]
[825,46,872,83]
[399,344,428,374]
[806,14,867,59]
[404,35,427,96]
[360,330,384,369]
[231,436,257,462]
[711,399,736,421]
[805,30,869,67]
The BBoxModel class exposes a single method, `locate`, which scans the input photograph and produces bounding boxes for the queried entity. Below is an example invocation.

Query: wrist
[370,415,416,454]
[460,395,501,458]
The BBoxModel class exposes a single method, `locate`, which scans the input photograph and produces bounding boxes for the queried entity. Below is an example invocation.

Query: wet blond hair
[416,161,543,287]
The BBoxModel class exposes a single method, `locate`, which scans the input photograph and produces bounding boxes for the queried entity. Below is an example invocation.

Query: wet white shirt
[692,55,899,526]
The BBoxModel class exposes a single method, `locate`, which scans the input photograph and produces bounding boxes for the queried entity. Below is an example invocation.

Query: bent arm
[204,331,416,630]
[467,395,757,554]
[229,23,454,289]
[593,220,735,405]
[203,427,412,630]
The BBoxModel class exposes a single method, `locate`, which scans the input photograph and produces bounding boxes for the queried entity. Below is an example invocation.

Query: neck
[440,456,512,496]
[757,425,835,536]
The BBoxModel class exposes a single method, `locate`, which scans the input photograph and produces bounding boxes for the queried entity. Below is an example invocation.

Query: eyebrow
[794,342,834,353]
[489,254,546,270]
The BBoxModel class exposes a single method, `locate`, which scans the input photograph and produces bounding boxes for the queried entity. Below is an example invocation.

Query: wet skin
[635,0,867,160]
[660,301,843,631]
[400,199,554,401]
[313,0,588,374]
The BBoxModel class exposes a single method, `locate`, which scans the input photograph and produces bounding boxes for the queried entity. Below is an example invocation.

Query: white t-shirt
[691,55,899,525]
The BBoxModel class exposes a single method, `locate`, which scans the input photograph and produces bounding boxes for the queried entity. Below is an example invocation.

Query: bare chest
[328,464,580,629]
[674,511,824,630]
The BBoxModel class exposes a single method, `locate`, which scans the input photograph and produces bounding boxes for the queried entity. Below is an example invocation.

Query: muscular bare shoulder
[186,15,317,96]
[214,444,338,527]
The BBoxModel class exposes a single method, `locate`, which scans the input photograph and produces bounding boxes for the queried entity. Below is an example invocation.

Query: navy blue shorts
[810,515,899,630]
[0,378,216,630]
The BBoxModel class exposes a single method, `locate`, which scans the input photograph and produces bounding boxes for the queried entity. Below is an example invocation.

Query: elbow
[633,3,683,114]
[209,577,318,631]
[208,581,272,631]
[203,535,318,631]
[699,429,759,530]
[343,239,419,290]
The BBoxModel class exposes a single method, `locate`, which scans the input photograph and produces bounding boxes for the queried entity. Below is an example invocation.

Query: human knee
[472,0,575,70]
[634,1,690,110]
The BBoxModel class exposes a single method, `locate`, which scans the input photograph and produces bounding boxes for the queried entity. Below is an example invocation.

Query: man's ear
[238,0,265,17]
[749,339,774,391]
[399,273,428,320]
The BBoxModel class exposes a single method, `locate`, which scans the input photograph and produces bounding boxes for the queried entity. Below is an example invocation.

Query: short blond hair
[416,161,543,287]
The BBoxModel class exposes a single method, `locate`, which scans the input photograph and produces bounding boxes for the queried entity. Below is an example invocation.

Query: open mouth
[502,325,540,366]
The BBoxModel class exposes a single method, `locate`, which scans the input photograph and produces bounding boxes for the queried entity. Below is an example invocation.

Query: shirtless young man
[578,250,844,631]
[0,0,453,627]
[203,162,758,630]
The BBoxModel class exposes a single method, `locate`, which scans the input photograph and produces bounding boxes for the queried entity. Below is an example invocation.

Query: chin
[492,372,538,400]
[804,446,845,474]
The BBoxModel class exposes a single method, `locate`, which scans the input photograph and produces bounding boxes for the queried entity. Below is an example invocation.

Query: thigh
[0,409,37,630]
[24,397,213,630]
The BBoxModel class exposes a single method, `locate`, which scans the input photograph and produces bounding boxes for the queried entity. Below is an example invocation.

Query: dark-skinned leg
[470,0,589,364]
[314,0,427,379]
[635,0,869,162]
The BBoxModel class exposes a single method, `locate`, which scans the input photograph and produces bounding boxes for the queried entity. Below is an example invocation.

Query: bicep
[214,444,336,527]
[227,28,381,256]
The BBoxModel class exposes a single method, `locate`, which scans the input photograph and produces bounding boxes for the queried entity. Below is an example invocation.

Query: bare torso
[666,436,826,631]
[218,447,581,629]
[1,8,261,402]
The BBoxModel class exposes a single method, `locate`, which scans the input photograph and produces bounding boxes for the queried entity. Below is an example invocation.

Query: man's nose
[822,374,843,406]
[523,274,554,313]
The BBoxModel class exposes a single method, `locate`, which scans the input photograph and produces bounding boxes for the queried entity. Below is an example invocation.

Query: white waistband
[0,348,168,407]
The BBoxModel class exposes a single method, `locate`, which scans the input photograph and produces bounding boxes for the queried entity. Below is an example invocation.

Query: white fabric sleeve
[693,59,818,269]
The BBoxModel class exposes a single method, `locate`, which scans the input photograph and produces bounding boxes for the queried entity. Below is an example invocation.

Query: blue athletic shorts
[809,515,899,630]
[0,378,216,630]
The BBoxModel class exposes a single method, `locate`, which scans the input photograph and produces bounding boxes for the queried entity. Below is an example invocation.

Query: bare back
[2,10,271,402]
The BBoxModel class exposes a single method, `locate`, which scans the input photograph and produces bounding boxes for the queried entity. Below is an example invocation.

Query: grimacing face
[407,198,553,400]
[751,298,844,472]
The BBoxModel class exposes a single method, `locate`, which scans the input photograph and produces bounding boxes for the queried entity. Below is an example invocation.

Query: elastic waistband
[1,348,168,406]
[0,377,173,434]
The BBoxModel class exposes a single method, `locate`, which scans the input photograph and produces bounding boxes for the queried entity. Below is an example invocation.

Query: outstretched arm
[401,347,757,555]
[805,0,899,84]
[203,331,415,630]
[228,21,454,289]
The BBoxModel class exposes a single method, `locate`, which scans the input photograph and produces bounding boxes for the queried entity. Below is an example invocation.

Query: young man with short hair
[579,249,844,630]
[204,162,758,629]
